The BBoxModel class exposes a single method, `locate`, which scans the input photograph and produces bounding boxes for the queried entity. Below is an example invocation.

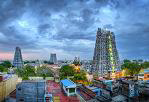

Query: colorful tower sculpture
[92,28,120,76]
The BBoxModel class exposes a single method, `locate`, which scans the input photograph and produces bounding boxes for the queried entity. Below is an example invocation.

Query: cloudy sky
[0,0,149,60]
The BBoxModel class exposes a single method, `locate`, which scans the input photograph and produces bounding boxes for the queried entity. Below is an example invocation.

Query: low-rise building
[0,74,18,102]
[77,85,98,102]
[81,61,92,72]
[47,80,80,102]
[60,79,77,96]
[16,80,45,102]
[138,68,149,80]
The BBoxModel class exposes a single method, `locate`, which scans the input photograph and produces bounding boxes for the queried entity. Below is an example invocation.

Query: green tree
[122,60,142,76]
[48,62,54,64]
[43,61,48,64]
[36,66,53,79]
[74,70,87,81]
[25,65,36,76]
[60,65,75,80]
[138,59,143,63]
[15,68,24,77]
[22,75,29,80]
[15,65,36,80]
[31,61,36,63]
[123,59,131,63]
[0,65,8,72]
[0,60,11,72]
[24,60,30,64]
[15,68,29,80]
[16,65,53,80]
[143,61,149,69]
[1,61,12,68]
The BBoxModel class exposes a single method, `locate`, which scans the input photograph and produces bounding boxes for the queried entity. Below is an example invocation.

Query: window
[18,87,21,91]
[69,88,75,93]
[19,99,24,102]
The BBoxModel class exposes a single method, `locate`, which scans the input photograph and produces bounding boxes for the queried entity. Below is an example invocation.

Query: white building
[60,79,77,96]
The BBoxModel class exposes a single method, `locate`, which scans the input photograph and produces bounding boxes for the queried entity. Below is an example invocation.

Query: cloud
[0,0,26,26]
[0,0,149,60]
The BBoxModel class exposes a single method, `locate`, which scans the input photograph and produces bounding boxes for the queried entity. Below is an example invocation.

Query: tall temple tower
[50,53,57,64]
[92,28,120,76]
[13,47,23,68]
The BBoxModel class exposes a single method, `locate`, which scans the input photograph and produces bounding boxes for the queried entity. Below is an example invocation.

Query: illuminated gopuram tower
[13,47,23,68]
[92,28,120,76]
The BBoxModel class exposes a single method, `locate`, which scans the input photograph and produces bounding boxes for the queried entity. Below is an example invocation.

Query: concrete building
[73,57,81,65]
[92,28,120,76]
[0,74,18,102]
[16,80,45,102]
[77,85,98,102]
[50,53,57,64]
[13,47,23,68]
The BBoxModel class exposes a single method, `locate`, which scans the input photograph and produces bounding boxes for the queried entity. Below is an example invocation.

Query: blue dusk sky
[0,0,149,60]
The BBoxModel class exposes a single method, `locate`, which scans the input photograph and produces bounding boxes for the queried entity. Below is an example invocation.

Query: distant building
[92,28,120,76]
[13,47,23,68]
[50,53,57,64]
[25,60,42,68]
[16,80,45,102]
[81,60,92,72]
[73,57,81,66]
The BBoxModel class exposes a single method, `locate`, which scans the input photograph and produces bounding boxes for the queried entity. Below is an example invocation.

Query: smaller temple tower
[50,53,57,64]
[13,47,23,68]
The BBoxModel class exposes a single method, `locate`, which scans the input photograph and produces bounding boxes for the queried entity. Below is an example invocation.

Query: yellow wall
[0,75,18,102]
[144,73,149,80]
[115,72,122,78]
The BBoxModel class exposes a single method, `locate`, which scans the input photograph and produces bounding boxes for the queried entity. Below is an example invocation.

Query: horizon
[0,0,149,60]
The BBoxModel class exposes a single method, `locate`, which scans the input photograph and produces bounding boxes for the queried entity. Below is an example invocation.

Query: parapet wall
[0,75,18,101]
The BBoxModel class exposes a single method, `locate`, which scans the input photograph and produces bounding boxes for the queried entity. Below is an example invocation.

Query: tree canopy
[143,61,149,69]
[59,65,87,82]
[121,59,149,76]
[73,70,87,81]
[1,61,12,68]
[16,65,35,80]
[60,65,75,79]
[16,65,53,80]
[0,65,7,72]
[0,60,12,72]
[36,66,53,79]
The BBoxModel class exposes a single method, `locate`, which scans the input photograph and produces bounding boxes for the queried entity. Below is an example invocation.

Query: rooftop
[60,79,76,88]
[0,74,16,82]
[47,80,79,102]
[21,80,45,83]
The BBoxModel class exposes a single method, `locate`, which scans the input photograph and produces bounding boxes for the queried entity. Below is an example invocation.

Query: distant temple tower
[92,28,120,76]
[50,53,57,64]
[13,47,23,68]
[73,57,81,66]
